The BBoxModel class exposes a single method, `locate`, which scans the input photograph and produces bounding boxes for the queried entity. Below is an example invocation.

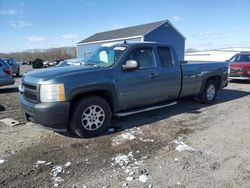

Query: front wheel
[70,96,111,138]
[200,80,218,104]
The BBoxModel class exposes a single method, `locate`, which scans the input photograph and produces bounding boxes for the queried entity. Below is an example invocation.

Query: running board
[115,101,177,117]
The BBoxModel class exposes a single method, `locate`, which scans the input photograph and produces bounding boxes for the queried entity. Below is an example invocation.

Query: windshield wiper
[84,62,100,67]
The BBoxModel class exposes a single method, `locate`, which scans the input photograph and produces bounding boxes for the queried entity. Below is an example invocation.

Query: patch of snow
[52,166,63,177]
[122,183,128,187]
[126,176,134,181]
[112,152,145,181]
[139,174,148,183]
[0,118,19,126]
[52,176,64,187]
[139,138,154,142]
[36,160,46,165]
[129,171,135,175]
[129,127,143,135]
[45,162,52,166]
[113,154,130,166]
[173,137,195,152]
[52,177,64,182]
[0,159,5,164]
[112,132,136,146]
[65,162,71,167]
[26,122,34,126]
[51,166,64,187]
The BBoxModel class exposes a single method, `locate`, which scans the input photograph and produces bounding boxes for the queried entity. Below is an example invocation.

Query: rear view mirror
[122,60,138,71]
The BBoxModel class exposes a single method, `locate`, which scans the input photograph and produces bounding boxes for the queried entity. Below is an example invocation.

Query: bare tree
[0,47,77,62]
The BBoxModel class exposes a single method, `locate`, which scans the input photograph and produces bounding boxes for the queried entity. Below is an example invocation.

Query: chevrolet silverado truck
[19,42,228,137]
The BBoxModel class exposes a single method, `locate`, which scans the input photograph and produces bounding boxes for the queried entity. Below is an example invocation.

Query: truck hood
[23,65,100,84]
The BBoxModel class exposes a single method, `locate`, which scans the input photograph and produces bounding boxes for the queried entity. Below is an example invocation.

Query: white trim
[77,35,143,46]
[229,77,250,80]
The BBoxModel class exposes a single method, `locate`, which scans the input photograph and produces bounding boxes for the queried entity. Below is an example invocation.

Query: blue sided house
[76,20,186,61]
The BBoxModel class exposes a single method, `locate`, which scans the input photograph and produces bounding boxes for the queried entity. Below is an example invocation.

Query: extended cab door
[116,47,163,111]
[154,46,182,101]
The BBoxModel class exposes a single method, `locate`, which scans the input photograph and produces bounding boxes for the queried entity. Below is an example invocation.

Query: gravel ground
[0,65,250,188]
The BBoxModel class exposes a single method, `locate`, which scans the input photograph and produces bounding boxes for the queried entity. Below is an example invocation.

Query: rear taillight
[3,68,12,76]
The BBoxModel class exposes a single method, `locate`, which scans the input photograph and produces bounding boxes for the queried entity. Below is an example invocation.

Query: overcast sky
[0,0,250,52]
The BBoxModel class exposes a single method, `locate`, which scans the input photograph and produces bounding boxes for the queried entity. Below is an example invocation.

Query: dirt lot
[0,66,250,188]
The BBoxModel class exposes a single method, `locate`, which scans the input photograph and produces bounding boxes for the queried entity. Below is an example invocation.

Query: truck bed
[180,61,229,97]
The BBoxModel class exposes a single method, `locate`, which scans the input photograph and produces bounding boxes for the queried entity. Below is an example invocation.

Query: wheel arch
[200,75,222,94]
[69,88,118,114]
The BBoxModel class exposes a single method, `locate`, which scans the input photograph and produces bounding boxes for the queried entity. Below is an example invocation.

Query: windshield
[84,46,126,67]
[232,54,250,62]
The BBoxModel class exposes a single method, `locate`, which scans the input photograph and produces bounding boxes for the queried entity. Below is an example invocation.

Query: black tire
[200,80,218,104]
[70,96,111,138]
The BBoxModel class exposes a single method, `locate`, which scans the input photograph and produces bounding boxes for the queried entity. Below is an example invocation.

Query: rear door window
[157,47,174,67]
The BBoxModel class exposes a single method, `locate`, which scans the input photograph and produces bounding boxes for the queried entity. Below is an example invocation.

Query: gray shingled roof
[77,20,169,44]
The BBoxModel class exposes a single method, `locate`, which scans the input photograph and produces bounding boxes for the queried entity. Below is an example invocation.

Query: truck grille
[23,82,39,103]
[230,68,242,73]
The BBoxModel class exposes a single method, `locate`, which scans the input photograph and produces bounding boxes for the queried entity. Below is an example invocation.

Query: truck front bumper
[229,76,250,80]
[19,94,70,132]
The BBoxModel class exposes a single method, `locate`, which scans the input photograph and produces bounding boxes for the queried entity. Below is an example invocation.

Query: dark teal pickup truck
[19,42,228,137]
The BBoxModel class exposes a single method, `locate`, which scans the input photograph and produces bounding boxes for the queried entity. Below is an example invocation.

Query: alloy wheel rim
[81,105,105,131]
[206,84,216,101]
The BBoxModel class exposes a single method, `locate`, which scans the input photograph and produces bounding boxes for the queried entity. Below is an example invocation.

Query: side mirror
[122,60,138,71]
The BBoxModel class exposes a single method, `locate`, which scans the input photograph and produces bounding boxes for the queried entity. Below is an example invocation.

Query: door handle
[149,73,159,78]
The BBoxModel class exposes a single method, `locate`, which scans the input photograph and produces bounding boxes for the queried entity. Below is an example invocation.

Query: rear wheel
[70,96,111,138]
[200,80,218,104]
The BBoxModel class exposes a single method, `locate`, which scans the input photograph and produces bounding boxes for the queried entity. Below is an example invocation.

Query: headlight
[19,80,24,93]
[40,84,65,102]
